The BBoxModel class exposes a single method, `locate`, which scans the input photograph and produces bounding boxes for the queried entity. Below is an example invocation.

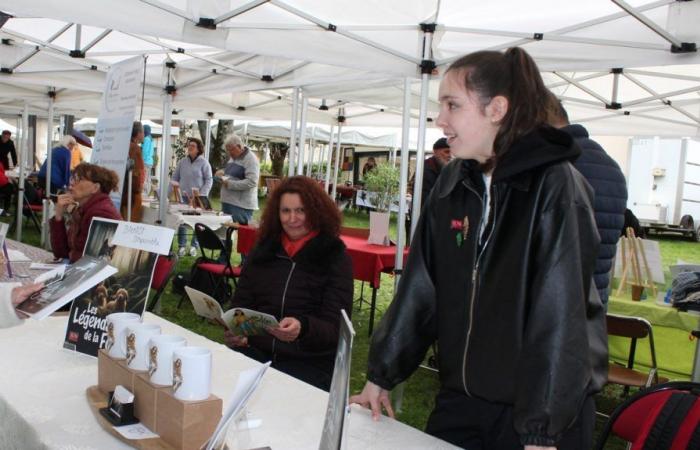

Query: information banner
[91,56,144,208]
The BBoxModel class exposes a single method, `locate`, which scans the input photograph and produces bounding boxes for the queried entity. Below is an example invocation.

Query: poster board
[90,56,144,209]
[62,218,173,357]
[319,310,355,450]
[613,238,665,285]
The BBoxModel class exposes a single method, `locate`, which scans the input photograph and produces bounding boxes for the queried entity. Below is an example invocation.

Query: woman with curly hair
[224,176,353,391]
[50,163,122,262]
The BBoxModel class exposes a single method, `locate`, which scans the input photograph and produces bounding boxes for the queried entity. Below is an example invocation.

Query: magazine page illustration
[63,218,164,357]
[185,286,279,335]
[17,256,117,320]
[319,310,355,450]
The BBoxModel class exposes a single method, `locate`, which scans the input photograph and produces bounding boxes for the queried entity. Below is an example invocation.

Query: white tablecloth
[0,314,458,450]
[141,204,231,232]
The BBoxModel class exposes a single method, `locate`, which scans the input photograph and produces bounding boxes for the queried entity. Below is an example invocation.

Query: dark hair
[187,137,204,155]
[545,91,570,126]
[257,176,341,243]
[433,137,449,150]
[131,121,143,140]
[1,130,10,136]
[447,47,550,164]
[73,163,120,193]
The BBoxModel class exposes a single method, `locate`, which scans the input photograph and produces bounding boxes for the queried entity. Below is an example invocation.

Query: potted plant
[362,162,400,245]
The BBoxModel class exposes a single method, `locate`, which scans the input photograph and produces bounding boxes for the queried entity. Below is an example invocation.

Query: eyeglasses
[70,174,92,184]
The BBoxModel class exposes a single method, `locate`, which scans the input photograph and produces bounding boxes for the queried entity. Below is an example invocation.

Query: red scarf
[281,230,319,258]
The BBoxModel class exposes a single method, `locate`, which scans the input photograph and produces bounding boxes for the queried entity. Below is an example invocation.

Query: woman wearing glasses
[223,176,353,391]
[50,163,122,263]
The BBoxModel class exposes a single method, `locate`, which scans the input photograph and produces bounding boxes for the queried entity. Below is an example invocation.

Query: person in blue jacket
[141,124,155,195]
[38,135,74,195]
[549,98,628,306]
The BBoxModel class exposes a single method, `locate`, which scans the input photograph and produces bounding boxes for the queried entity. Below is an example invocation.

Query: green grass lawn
[8,201,700,449]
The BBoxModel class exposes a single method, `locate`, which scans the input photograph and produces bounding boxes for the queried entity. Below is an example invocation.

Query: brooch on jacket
[451,217,469,247]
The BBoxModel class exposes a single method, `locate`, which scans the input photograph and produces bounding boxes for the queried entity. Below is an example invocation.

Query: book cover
[16,256,118,320]
[185,286,279,335]
[223,161,245,180]
[62,218,164,357]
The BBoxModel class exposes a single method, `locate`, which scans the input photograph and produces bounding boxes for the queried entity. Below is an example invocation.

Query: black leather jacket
[367,127,608,447]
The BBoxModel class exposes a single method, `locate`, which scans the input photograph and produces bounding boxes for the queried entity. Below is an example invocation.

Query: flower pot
[631,284,645,301]
[368,211,391,246]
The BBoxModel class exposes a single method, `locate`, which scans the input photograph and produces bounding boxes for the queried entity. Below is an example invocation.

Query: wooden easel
[616,227,657,299]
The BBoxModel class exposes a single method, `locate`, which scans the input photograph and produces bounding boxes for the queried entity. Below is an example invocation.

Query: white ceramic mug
[105,312,141,359]
[125,323,162,371]
[172,347,212,401]
[147,335,187,386]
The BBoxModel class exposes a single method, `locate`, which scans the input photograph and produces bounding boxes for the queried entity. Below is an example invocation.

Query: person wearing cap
[408,137,452,203]
[0,130,17,171]
[141,124,154,195]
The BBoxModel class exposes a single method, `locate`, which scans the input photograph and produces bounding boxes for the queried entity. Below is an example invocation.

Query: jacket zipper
[271,258,296,361]
[461,182,498,396]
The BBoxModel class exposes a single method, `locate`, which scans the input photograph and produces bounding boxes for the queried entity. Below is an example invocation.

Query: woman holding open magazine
[224,176,353,391]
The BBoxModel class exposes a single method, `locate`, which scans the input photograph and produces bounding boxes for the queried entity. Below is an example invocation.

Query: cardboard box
[156,388,222,450]
[133,372,168,432]
[97,349,128,394]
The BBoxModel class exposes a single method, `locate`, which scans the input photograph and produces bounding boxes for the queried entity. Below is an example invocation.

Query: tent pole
[410,25,434,237]
[158,93,173,225]
[288,87,299,177]
[324,124,335,196]
[306,127,316,177]
[15,104,28,241]
[331,118,343,202]
[395,78,412,289]
[296,92,308,175]
[203,114,213,162]
[41,92,55,248]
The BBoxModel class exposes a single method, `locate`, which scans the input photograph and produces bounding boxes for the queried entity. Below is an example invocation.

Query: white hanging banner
[91,56,144,208]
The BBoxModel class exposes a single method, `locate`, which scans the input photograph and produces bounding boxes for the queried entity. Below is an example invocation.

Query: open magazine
[16,255,118,320]
[185,286,279,336]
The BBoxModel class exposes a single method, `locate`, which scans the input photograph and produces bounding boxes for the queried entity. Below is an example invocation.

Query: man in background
[549,100,628,306]
[38,135,74,195]
[0,130,17,171]
[216,134,259,225]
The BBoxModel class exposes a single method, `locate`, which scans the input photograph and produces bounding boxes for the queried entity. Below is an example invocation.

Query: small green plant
[362,162,400,212]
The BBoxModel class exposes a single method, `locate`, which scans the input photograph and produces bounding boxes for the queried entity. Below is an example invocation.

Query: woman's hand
[11,283,43,318]
[54,193,76,220]
[349,381,395,420]
[223,329,248,347]
[267,317,301,342]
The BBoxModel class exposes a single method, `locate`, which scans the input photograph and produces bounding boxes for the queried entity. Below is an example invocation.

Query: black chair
[176,223,241,308]
[595,381,700,450]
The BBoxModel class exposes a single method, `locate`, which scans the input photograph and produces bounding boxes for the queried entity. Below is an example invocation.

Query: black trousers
[233,345,333,391]
[0,183,15,211]
[425,390,595,450]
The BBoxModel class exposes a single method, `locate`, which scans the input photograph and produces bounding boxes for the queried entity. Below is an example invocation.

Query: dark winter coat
[564,124,628,304]
[232,232,353,363]
[50,192,122,262]
[368,127,607,447]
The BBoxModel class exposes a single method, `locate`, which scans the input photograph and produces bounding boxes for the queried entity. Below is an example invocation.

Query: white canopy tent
[1,0,699,270]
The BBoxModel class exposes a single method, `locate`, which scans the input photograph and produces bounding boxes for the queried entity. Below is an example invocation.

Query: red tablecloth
[235,226,408,288]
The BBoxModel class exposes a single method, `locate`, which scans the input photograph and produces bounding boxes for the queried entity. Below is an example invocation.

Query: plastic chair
[177,223,240,308]
[146,253,178,312]
[607,314,669,395]
[595,381,700,450]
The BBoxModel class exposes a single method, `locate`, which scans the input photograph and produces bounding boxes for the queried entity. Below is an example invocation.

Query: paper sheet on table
[205,362,270,450]
[113,423,159,440]
[6,249,30,262]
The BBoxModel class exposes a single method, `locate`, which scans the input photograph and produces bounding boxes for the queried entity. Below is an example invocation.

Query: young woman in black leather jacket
[351,48,607,450]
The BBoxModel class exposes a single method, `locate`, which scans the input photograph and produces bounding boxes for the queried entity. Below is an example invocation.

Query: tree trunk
[269,142,288,177]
